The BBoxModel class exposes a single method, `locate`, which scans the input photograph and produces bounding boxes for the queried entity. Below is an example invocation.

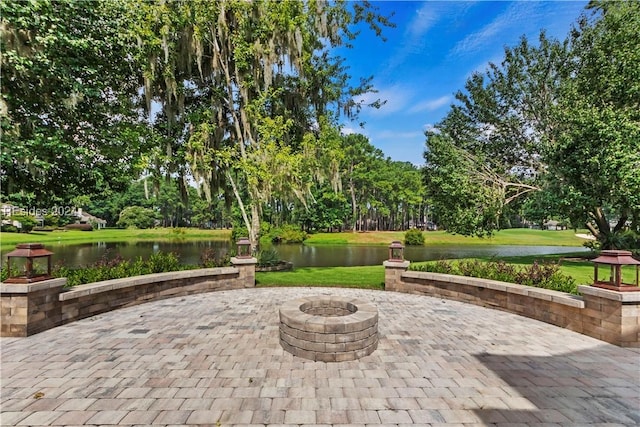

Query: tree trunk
[250,203,260,251]
[613,213,628,233]
[587,206,610,240]
[227,171,257,249]
[349,175,357,233]
[631,215,639,233]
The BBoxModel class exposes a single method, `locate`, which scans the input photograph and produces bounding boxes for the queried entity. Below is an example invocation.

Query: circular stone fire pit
[279,296,378,362]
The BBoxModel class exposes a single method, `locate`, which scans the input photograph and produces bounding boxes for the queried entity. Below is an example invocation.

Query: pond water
[21,240,588,268]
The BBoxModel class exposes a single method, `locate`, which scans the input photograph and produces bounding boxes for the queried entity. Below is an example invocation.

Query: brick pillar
[578,285,640,347]
[1,278,67,337]
[383,260,410,292]
[231,257,258,288]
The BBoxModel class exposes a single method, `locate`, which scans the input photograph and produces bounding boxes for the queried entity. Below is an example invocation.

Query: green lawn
[257,253,596,289]
[0,228,232,254]
[257,265,385,290]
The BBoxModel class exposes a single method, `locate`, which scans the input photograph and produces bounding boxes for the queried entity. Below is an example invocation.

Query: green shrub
[455,259,521,283]
[147,252,181,273]
[261,224,307,244]
[278,224,307,243]
[404,228,425,246]
[64,223,93,231]
[199,248,229,268]
[117,206,157,229]
[9,214,37,233]
[1,224,18,233]
[410,258,577,294]
[515,261,576,293]
[52,251,193,287]
[259,234,273,249]
[230,216,251,243]
[257,247,281,267]
[43,214,59,227]
[427,259,456,274]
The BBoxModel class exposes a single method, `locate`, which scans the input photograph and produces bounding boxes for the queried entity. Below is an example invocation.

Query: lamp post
[4,243,54,284]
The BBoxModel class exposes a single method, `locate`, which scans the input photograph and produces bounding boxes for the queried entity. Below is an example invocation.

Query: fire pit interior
[279,296,378,362]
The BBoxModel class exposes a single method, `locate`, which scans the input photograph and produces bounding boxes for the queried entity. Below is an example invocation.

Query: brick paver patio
[1,287,639,426]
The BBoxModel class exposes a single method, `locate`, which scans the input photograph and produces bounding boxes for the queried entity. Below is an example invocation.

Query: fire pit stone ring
[279,296,378,362]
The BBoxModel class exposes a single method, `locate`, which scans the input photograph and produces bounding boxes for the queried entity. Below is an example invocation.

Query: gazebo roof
[5,243,53,258]
[592,250,640,266]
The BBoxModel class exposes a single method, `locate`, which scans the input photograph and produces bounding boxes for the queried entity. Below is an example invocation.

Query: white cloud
[381,3,443,75]
[423,123,441,134]
[407,2,439,39]
[451,2,538,58]
[408,95,451,114]
[358,84,413,117]
[341,125,367,137]
[374,130,423,140]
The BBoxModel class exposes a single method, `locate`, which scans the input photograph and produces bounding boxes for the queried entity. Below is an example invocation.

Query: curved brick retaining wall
[279,297,378,362]
[3,258,638,347]
[384,261,640,347]
[1,258,257,337]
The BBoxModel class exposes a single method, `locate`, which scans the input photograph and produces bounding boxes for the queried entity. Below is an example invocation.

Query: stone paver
[1,287,639,426]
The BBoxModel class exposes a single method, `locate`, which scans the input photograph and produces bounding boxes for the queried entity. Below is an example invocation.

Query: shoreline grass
[305,229,589,247]
[0,228,232,254]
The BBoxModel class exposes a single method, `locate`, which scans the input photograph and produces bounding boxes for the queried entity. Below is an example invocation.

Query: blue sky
[336,0,589,165]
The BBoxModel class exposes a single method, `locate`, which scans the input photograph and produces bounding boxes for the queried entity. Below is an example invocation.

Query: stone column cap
[231,257,258,265]
[1,277,67,293]
[383,260,410,269]
[579,285,640,302]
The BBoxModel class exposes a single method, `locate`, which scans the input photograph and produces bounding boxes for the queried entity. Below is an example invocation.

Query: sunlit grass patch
[256,265,384,290]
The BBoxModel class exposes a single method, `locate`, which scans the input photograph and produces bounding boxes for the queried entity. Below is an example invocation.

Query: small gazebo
[4,243,54,284]
[592,250,640,292]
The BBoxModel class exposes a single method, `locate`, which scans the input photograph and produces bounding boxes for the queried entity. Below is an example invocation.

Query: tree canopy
[126,0,393,247]
[423,0,640,246]
[1,0,146,204]
[3,0,414,243]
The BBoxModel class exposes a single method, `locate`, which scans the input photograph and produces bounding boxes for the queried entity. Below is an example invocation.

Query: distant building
[1,204,107,230]
[544,220,566,231]
[74,208,107,229]
[1,204,22,228]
